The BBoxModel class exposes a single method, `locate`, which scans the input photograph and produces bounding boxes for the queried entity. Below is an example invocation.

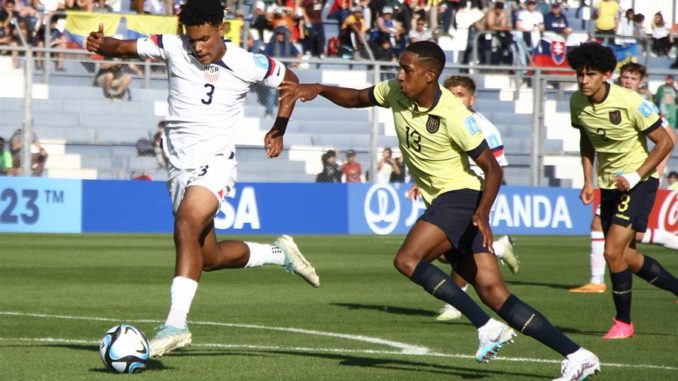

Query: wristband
[621,171,641,189]
[272,116,289,134]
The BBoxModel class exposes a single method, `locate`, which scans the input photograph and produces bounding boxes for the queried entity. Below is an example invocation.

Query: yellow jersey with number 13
[570,83,662,189]
[370,80,486,205]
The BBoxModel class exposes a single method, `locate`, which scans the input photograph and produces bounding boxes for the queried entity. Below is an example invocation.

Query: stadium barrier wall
[10,177,672,236]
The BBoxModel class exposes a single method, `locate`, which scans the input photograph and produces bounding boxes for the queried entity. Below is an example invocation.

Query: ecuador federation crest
[609,110,622,125]
[426,115,440,133]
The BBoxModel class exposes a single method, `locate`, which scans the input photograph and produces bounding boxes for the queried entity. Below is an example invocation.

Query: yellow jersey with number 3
[570,83,662,189]
[370,80,485,205]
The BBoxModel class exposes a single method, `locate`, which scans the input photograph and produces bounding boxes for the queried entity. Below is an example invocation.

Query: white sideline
[1,311,676,372]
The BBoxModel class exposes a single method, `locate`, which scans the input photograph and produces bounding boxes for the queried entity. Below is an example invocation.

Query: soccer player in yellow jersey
[281,41,599,381]
[567,43,678,340]
[571,62,678,295]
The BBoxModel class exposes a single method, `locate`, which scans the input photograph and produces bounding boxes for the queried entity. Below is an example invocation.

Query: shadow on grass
[331,303,437,317]
[40,344,170,373]
[180,349,548,379]
[504,280,573,290]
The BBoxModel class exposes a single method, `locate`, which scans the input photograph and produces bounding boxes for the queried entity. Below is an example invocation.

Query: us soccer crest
[609,110,622,125]
[203,65,219,83]
[426,115,440,133]
[550,40,566,65]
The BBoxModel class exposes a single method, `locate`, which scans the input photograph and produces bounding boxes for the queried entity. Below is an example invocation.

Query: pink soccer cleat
[602,319,634,339]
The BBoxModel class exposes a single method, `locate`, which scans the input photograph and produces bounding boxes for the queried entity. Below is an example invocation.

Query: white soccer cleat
[149,325,192,357]
[497,235,519,274]
[552,348,600,381]
[475,318,516,363]
[276,235,320,288]
[436,304,462,321]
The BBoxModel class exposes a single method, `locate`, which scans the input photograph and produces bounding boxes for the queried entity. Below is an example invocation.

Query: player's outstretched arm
[472,146,502,253]
[86,23,139,58]
[612,125,675,191]
[278,81,376,108]
[264,69,299,158]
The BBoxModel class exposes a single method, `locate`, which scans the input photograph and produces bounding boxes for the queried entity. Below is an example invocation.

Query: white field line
[0,311,676,371]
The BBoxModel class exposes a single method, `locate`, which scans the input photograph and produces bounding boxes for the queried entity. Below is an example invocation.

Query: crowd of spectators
[316,148,406,183]
[0,129,48,177]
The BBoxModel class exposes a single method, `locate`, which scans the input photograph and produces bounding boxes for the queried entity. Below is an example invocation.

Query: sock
[635,255,678,295]
[590,231,606,285]
[497,295,580,357]
[610,268,633,323]
[165,276,198,329]
[410,261,490,328]
[244,242,285,268]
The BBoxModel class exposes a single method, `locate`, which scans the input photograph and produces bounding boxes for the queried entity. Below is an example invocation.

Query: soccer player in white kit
[86,0,319,357]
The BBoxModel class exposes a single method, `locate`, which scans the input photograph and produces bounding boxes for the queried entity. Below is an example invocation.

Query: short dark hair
[619,62,646,78]
[405,41,445,78]
[566,42,617,73]
[668,171,678,179]
[179,0,225,27]
[443,75,476,93]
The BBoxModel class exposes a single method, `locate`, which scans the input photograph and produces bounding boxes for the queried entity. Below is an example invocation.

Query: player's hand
[264,128,283,158]
[278,81,320,103]
[580,183,594,204]
[610,175,631,191]
[86,23,105,53]
[406,184,420,201]
[472,212,494,254]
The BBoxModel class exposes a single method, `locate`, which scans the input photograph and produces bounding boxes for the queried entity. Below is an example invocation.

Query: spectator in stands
[9,128,48,176]
[64,0,104,12]
[132,171,153,180]
[376,147,401,184]
[441,0,461,36]
[34,15,67,71]
[372,6,406,56]
[262,26,301,118]
[409,17,434,43]
[133,0,173,15]
[0,0,22,68]
[93,60,143,100]
[0,136,11,175]
[613,8,636,55]
[633,13,647,54]
[370,35,398,63]
[650,12,672,57]
[592,0,619,44]
[389,155,406,182]
[301,0,325,58]
[339,5,368,59]
[154,121,167,169]
[251,0,273,44]
[667,171,678,190]
[342,149,363,183]
[544,2,571,37]
[516,0,543,50]
[316,149,342,182]
[327,0,351,35]
[654,75,677,129]
[484,1,513,65]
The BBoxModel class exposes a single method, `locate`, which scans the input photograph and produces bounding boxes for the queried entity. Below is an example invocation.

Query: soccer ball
[99,324,150,373]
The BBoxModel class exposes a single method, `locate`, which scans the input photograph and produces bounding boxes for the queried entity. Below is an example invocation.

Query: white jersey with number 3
[136,34,286,169]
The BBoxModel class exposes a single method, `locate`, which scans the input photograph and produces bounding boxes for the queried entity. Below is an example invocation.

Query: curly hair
[179,0,225,27]
[442,75,476,93]
[405,41,445,78]
[566,42,617,73]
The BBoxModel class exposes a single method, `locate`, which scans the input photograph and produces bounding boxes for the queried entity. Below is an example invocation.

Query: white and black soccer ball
[99,324,150,374]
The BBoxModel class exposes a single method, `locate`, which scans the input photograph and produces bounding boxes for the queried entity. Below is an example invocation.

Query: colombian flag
[126,14,178,39]
[64,11,122,49]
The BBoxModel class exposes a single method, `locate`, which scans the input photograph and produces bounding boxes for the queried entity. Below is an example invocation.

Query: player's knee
[393,251,417,276]
[475,283,509,310]
[173,215,200,242]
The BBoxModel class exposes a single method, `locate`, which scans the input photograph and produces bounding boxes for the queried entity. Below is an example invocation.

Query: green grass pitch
[0,234,676,380]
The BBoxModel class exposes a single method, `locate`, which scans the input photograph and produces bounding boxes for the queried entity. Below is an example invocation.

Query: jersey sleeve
[475,113,508,166]
[449,112,486,155]
[369,80,393,108]
[628,93,662,133]
[239,52,287,89]
[136,34,167,61]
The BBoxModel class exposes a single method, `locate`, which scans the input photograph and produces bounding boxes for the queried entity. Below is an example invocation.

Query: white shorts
[167,151,237,214]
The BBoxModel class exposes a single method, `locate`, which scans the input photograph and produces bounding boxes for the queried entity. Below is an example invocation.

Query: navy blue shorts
[419,189,488,262]
[600,177,658,234]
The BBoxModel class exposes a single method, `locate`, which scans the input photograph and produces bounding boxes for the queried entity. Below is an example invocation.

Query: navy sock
[610,268,633,323]
[635,256,678,296]
[410,261,490,328]
[497,295,580,357]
